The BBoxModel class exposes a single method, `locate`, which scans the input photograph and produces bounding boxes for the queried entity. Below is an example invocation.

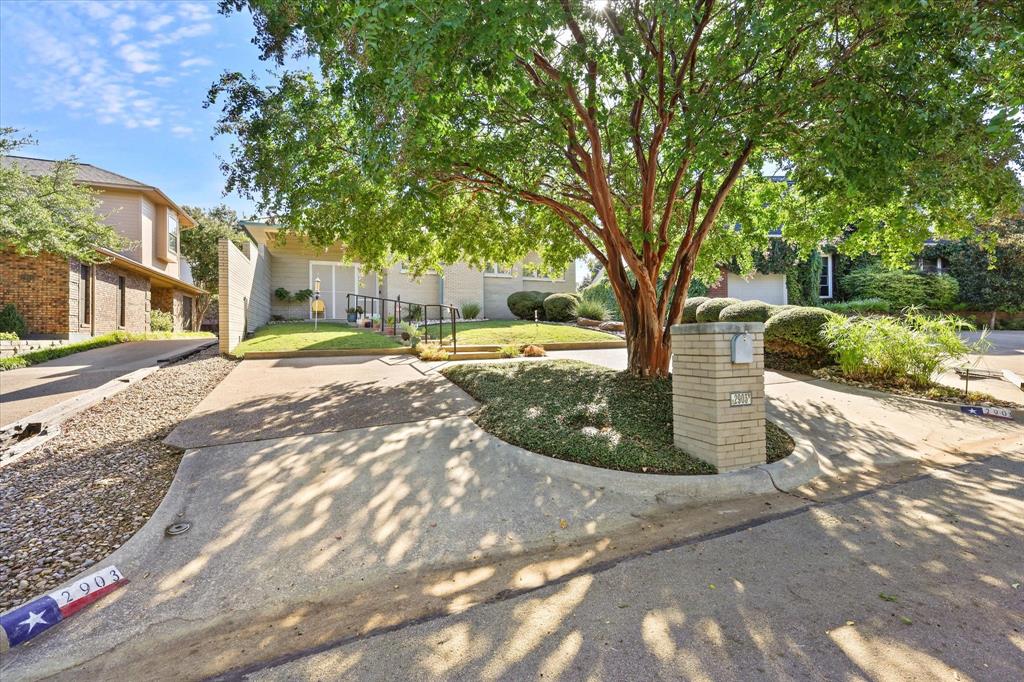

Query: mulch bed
[0,347,237,612]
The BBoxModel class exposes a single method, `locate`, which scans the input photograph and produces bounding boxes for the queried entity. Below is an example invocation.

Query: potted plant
[346,306,359,323]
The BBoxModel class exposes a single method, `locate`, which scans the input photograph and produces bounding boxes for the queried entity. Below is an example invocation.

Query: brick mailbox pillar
[671,322,766,472]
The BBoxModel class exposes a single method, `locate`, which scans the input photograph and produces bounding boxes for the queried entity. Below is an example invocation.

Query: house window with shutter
[118,276,126,327]
[79,264,92,325]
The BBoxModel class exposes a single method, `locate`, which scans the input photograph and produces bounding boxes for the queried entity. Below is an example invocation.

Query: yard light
[314,277,321,293]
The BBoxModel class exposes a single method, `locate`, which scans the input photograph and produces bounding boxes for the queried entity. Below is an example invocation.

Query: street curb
[240,347,415,359]
[808,376,1024,426]
[463,415,821,507]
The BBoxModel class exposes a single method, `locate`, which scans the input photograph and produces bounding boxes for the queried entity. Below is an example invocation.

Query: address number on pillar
[729,391,753,407]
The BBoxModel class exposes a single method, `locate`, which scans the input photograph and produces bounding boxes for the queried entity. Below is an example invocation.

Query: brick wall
[441,263,484,316]
[0,250,72,337]
[218,237,271,354]
[91,263,151,334]
[671,322,766,472]
[705,267,729,298]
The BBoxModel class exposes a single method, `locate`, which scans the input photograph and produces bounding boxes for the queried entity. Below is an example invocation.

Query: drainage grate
[165,521,192,537]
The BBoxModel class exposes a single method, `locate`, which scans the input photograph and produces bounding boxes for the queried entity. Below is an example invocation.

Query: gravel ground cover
[0,347,236,612]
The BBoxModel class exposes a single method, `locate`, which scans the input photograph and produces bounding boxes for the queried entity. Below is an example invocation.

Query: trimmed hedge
[841,267,959,309]
[543,293,579,322]
[681,296,709,323]
[719,300,774,322]
[763,306,839,362]
[695,298,740,322]
[822,298,892,315]
[507,290,551,320]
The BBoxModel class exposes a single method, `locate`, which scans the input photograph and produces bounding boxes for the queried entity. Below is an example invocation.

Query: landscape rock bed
[0,347,236,612]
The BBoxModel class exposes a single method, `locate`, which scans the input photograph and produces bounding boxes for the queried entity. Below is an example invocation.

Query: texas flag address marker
[0,566,127,651]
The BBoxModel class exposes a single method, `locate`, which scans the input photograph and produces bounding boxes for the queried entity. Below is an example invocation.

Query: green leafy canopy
[209,0,1024,373]
[0,128,127,263]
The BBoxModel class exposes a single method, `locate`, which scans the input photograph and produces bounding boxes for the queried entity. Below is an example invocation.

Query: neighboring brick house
[0,156,205,339]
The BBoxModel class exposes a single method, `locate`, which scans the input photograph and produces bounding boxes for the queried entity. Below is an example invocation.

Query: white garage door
[726,273,787,305]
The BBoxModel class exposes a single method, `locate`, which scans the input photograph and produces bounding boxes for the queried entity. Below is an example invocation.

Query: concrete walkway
[2,351,1020,680]
[0,339,214,428]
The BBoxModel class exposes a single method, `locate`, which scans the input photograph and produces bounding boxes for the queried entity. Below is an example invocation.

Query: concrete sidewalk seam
[205,449,1017,682]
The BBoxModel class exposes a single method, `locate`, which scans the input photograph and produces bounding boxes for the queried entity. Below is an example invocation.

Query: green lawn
[232,322,403,356]
[442,360,794,475]
[423,320,620,346]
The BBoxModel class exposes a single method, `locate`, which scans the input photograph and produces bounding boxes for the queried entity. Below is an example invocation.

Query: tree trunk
[619,287,673,378]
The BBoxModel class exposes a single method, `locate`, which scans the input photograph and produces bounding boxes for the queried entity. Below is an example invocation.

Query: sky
[0,0,282,215]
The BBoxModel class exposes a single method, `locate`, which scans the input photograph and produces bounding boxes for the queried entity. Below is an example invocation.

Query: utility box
[670,322,766,472]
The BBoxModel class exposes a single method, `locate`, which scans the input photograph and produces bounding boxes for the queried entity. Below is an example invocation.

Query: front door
[310,262,357,319]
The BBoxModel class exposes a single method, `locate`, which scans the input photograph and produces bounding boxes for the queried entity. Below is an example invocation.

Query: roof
[2,155,150,189]
[1,155,195,227]
[95,247,206,296]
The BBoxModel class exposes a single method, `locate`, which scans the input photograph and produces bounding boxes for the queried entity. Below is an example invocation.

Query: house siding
[96,190,144,264]
[384,264,441,307]
[218,237,271,354]
[441,263,484,315]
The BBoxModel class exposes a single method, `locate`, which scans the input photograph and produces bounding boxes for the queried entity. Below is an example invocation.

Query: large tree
[180,204,247,330]
[210,0,1024,376]
[0,129,125,263]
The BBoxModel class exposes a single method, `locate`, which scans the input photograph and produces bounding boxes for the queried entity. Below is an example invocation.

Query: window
[916,256,945,273]
[484,263,513,277]
[167,210,179,255]
[79,264,92,325]
[522,263,564,281]
[819,253,833,299]
[117,276,126,327]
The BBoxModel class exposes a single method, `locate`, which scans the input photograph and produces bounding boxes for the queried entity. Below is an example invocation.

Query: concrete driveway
[2,350,1020,680]
[0,339,213,428]
[164,355,478,448]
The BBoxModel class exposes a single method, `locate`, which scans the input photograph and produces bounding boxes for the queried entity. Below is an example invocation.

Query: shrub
[507,291,550,319]
[575,295,609,321]
[417,343,449,361]
[0,303,27,338]
[768,304,795,318]
[150,309,173,332]
[405,304,423,322]
[719,300,773,322]
[498,343,521,358]
[841,267,959,309]
[274,287,291,301]
[0,331,18,341]
[822,309,975,387]
[764,306,839,361]
[695,298,740,322]
[522,344,546,357]
[822,298,892,315]
[293,289,313,303]
[681,296,709,323]
[543,292,578,322]
[461,302,481,319]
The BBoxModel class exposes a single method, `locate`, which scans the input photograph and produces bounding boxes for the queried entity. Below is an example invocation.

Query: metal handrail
[346,293,460,355]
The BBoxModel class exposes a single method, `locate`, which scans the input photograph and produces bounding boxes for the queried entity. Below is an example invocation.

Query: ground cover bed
[810,367,1020,408]
[231,321,403,356]
[0,346,237,611]
[442,360,793,475]
[428,320,621,346]
[0,331,214,371]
